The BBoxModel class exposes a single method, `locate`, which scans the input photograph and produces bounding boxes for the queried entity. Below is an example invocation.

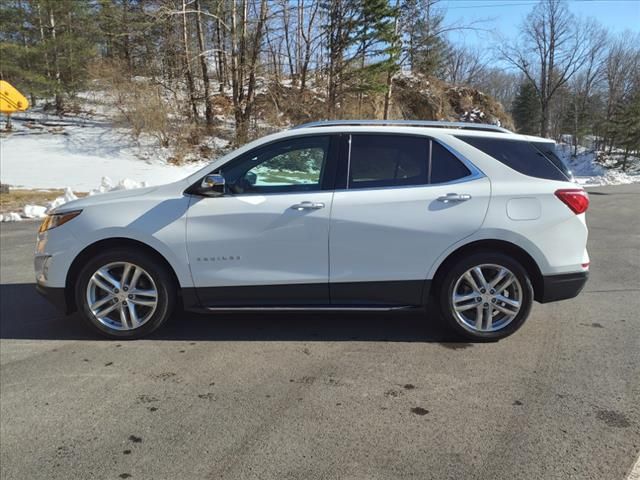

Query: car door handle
[291,201,325,211]
[437,193,472,203]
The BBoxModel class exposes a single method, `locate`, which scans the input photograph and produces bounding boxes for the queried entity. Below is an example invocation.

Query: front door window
[221,136,330,194]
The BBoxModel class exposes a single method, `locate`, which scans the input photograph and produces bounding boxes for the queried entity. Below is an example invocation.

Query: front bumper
[538,271,589,303]
[36,283,70,313]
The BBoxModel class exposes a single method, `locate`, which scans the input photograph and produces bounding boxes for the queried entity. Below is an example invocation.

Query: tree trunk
[181,0,199,122]
[540,100,550,138]
[195,0,213,127]
[36,1,51,84]
[383,2,400,120]
[214,7,227,92]
[282,1,296,84]
[48,6,64,115]
[230,0,267,145]
[298,0,318,95]
[383,70,393,120]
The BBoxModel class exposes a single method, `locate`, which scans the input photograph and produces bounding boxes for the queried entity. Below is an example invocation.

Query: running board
[202,305,419,313]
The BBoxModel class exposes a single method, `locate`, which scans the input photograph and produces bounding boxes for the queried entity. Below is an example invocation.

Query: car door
[186,135,337,306]
[329,133,491,306]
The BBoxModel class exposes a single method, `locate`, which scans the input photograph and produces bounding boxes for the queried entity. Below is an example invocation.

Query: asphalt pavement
[1,184,639,480]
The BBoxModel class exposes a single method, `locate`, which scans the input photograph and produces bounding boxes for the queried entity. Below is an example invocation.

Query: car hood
[53,185,159,213]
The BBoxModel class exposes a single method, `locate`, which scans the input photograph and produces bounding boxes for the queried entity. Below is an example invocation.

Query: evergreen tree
[512,81,540,135]
[612,80,640,170]
[401,0,448,77]
[352,0,399,113]
[0,0,97,113]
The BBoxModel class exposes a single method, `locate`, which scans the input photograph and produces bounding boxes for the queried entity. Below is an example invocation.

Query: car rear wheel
[437,252,534,340]
[75,249,176,339]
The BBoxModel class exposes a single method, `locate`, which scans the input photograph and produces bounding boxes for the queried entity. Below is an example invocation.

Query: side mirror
[200,173,225,196]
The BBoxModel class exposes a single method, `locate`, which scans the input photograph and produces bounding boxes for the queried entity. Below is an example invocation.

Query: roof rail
[291,119,511,133]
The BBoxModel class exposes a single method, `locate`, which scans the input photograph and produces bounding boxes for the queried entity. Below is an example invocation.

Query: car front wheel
[438,252,534,340]
[75,249,176,339]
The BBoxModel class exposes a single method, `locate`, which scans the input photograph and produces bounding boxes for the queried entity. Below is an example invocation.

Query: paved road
[1,185,639,480]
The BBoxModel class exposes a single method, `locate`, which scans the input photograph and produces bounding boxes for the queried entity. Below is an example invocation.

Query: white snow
[0,112,208,191]
[22,204,47,219]
[0,212,22,222]
[575,171,639,187]
[1,177,153,222]
[556,142,640,187]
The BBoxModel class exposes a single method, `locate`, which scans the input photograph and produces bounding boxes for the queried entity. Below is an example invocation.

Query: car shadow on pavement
[0,283,466,343]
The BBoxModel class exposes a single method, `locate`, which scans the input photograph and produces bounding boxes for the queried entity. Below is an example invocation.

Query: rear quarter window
[455,136,570,182]
[430,141,471,184]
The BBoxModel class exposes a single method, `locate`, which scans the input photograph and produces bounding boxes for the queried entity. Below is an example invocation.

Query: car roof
[289,121,553,144]
[292,119,512,133]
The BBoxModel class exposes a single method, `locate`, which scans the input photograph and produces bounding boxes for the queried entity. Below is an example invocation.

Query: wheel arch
[430,239,544,302]
[65,237,182,313]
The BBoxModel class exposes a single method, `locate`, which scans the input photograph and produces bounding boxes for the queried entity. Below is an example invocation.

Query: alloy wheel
[86,262,158,331]
[451,263,523,333]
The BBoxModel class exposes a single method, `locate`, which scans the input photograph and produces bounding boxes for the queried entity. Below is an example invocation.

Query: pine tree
[352,0,398,115]
[401,0,448,77]
[512,81,540,135]
[612,81,640,170]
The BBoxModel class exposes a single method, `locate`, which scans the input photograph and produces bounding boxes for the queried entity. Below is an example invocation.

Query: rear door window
[348,135,473,189]
[455,136,570,181]
[349,135,428,189]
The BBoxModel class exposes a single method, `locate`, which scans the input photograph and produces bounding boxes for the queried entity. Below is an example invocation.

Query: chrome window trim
[344,133,486,192]
[346,134,353,189]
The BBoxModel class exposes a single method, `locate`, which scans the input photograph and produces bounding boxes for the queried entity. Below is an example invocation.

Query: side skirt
[200,305,421,313]
[182,280,431,311]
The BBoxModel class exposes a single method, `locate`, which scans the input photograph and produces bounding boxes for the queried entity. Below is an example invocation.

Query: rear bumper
[538,271,588,303]
[36,283,70,313]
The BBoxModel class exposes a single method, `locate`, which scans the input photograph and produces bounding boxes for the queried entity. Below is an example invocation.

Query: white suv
[34,121,589,340]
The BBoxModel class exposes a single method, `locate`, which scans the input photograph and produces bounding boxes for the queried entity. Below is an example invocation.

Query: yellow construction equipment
[0,80,29,114]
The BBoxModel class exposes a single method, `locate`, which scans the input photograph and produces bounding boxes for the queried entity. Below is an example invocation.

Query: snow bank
[1,177,149,222]
[557,142,640,186]
[46,187,78,210]
[575,171,639,187]
[0,117,206,190]
[0,212,22,222]
[23,204,47,219]
[88,177,146,195]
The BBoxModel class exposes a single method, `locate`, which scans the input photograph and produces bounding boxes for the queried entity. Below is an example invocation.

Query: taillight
[555,189,589,214]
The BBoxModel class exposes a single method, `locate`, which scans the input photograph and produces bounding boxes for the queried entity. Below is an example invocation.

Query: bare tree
[213,1,228,92]
[444,45,487,86]
[298,0,321,94]
[229,0,268,144]
[602,32,640,152]
[180,0,199,122]
[194,0,214,127]
[568,21,607,155]
[499,0,594,137]
[383,0,401,120]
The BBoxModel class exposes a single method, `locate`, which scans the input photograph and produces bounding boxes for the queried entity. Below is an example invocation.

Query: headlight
[38,210,82,233]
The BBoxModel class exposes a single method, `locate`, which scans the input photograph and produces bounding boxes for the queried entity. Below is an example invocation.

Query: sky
[442,0,640,45]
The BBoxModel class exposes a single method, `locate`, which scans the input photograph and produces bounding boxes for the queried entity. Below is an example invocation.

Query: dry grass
[0,189,87,215]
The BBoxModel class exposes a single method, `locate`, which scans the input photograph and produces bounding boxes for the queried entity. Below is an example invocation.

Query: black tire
[75,248,176,339]
[436,251,534,341]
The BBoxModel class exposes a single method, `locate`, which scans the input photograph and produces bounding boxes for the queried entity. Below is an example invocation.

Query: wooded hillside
[0,0,638,167]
